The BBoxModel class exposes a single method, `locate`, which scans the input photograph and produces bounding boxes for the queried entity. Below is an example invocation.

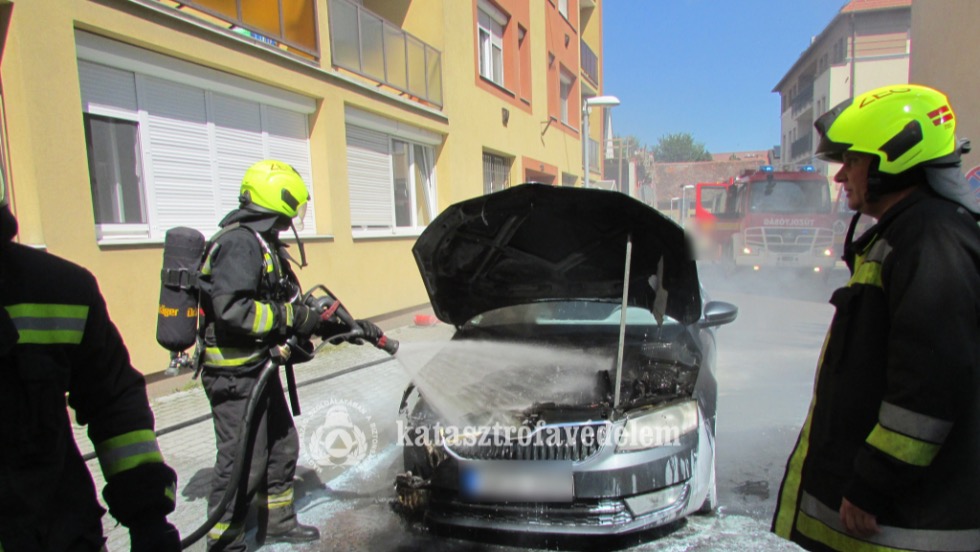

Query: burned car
[396,183,737,535]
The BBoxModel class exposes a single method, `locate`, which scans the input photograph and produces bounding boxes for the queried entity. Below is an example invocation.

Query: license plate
[459,461,574,502]
[779,255,799,264]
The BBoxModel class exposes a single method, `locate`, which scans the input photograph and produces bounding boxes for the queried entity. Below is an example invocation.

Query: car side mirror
[700,301,738,328]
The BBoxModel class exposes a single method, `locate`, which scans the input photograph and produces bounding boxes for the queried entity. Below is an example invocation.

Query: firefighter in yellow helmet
[197,160,381,551]
[772,84,980,551]
[1,166,179,549]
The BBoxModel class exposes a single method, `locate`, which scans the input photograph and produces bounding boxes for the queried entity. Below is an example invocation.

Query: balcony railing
[328,0,443,107]
[169,0,319,58]
[791,133,813,159]
[581,40,599,85]
[790,85,814,116]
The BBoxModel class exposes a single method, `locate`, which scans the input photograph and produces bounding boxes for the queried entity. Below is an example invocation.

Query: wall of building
[910,0,980,175]
[0,0,605,375]
[775,5,910,175]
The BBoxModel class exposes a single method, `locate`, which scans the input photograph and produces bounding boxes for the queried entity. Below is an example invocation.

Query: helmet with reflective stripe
[814,84,957,175]
[239,160,309,219]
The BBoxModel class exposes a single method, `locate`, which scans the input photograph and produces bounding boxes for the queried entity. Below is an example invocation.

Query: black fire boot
[256,501,320,545]
[256,523,320,545]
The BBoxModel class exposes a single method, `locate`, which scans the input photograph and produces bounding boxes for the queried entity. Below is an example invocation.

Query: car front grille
[446,422,609,462]
[430,494,633,528]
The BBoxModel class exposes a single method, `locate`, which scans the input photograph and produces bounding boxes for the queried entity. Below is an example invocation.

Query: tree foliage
[652,133,712,162]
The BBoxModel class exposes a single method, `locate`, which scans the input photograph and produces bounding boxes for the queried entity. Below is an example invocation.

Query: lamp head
[584,95,621,108]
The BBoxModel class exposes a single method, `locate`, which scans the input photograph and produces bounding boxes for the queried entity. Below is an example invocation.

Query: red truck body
[692,166,839,274]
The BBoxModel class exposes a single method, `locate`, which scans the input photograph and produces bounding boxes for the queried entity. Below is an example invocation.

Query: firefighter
[772,84,980,551]
[198,160,381,551]
[0,184,179,549]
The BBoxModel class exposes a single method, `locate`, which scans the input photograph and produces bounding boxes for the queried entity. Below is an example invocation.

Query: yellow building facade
[0,0,608,375]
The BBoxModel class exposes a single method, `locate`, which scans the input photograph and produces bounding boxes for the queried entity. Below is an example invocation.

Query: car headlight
[616,400,699,453]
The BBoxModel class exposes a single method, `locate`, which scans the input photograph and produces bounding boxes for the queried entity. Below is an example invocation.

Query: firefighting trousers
[201,368,300,552]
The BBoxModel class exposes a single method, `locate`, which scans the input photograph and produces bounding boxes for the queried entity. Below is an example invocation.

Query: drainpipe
[849,12,856,99]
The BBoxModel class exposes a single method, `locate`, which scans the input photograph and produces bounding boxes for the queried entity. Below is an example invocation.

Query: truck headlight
[616,400,698,453]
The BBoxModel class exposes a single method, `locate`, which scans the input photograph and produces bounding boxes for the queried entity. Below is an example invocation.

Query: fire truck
[693,165,839,276]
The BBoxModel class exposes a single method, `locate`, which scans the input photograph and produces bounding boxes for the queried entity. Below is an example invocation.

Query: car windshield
[466,300,679,327]
[748,179,832,214]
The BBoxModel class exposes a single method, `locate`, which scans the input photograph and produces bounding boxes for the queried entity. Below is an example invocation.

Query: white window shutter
[263,106,316,233]
[346,125,392,228]
[78,61,138,116]
[140,75,216,237]
[212,93,264,219]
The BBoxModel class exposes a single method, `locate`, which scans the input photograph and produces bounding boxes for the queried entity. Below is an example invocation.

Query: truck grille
[745,227,833,254]
[446,422,609,462]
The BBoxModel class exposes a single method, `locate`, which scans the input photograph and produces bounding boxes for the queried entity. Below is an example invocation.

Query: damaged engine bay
[395,316,708,515]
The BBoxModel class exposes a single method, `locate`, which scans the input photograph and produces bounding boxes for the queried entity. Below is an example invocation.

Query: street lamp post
[583,95,620,188]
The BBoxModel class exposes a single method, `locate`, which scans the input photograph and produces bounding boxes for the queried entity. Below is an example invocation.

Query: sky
[603,0,848,155]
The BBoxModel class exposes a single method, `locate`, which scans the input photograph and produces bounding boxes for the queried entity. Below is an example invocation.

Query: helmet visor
[293,201,307,232]
[813,99,853,163]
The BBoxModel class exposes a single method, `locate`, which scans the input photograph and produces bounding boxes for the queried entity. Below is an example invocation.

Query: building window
[83,114,147,226]
[345,108,439,235]
[163,0,318,59]
[558,0,569,19]
[483,152,510,194]
[477,1,507,86]
[76,32,317,243]
[560,69,575,125]
[832,37,846,64]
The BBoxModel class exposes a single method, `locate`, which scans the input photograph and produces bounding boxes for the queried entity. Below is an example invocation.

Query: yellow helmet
[814,84,957,175]
[239,160,309,219]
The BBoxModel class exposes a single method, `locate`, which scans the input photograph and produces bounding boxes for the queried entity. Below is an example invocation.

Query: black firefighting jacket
[197,209,301,370]
[772,189,980,552]
[0,237,177,550]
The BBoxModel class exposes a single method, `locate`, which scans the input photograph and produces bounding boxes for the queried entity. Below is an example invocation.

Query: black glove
[291,304,319,339]
[354,319,383,342]
[129,518,180,552]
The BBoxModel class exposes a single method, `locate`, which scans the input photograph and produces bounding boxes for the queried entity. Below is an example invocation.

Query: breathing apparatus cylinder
[157,226,206,352]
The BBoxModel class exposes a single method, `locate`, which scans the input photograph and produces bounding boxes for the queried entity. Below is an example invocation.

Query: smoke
[394,340,613,428]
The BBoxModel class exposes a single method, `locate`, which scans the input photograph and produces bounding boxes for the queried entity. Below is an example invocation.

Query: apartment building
[0,0,608,375]
[772,0,911,173]
[910,0,980,186]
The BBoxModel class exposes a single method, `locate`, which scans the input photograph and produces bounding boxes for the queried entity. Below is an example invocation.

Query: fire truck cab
[694,165,838,275]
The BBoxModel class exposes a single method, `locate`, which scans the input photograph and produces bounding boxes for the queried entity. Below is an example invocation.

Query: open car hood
[412,184,702,326]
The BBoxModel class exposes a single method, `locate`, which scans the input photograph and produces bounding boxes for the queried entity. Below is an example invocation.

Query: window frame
[346,108,440,238]
[82,112,150,237]
[560,69,575,125]
[477,0,508,87]
[76,31,317,245]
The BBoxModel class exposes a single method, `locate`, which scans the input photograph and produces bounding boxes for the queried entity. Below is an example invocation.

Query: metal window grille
[483,153,510,194]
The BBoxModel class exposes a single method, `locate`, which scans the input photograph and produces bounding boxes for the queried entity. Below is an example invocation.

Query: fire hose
[179,288,398,549]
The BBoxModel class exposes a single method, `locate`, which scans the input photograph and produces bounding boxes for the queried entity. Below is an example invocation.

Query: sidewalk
[74,316,454,551]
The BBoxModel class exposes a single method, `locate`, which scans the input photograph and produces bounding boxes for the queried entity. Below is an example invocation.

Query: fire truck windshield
[748,180,831,214]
